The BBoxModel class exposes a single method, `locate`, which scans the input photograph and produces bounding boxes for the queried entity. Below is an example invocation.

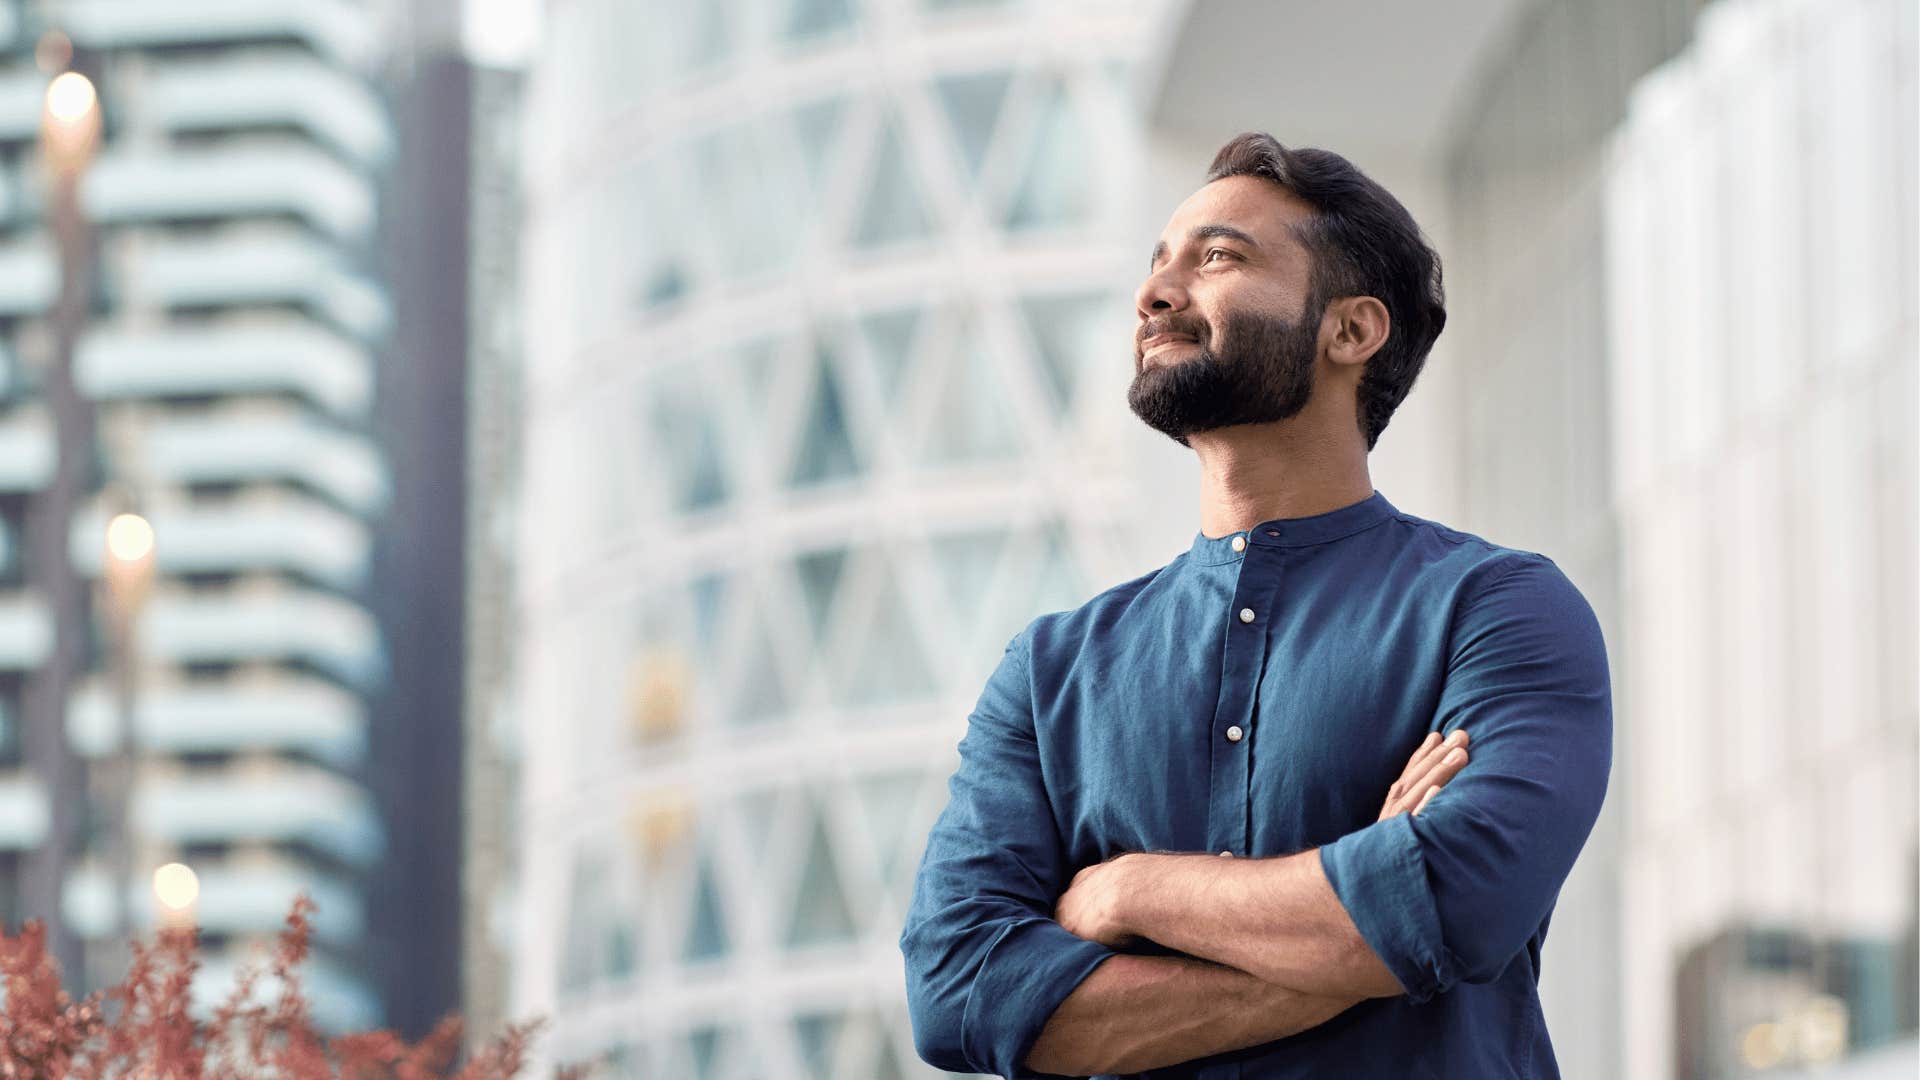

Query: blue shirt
[900,490,1612,1079]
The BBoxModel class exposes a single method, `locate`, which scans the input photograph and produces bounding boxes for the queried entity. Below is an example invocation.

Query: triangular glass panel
[681,851,730,963]
[688,573,727,652]
[840,559,937,706]
[784,806,856,947]
[793,1012,842,1080]
[933,70,1012,179]
[852,119,933,248]
[784,0,856,42]
[1026,522,1088,617]
[687,1027,722,1080]
[792,96,847,198]
[735,337,780,429]
[734,787,783,868]
[652,374,730,513]
[684,0,731,73]
[559,846,634,993]
[856,306,920,406]
[853,770,922,892]
[794,548,848,641]
[928,527,1007,627]
[786,345,862,488]
[915,313,1020,466]
[1005,78,1091,230]
[1018,291,1111,414]
[871,1035,908,1080]
[728,609,789,726]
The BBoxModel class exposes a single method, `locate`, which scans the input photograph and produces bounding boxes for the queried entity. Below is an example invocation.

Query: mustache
[1136,319,1208,348]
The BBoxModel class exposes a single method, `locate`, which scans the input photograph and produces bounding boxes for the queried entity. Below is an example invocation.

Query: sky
[463,0,538,67]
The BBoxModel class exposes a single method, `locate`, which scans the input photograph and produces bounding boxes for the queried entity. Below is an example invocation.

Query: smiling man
[898,132,1613,1079]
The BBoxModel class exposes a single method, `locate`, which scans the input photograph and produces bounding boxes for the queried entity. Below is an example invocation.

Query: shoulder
[1007,559,1176,669]
[1378,508,1592,608]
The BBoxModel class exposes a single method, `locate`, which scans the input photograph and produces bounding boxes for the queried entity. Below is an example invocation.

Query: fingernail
[1444,748,1465,765]
[1448,729,1467,744]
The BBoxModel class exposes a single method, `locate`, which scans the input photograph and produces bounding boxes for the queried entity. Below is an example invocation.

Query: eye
[1203,248,1234,264]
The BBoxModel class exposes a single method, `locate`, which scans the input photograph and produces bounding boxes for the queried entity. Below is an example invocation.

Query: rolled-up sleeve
[1318,554,1613,1004]
[899,624,1115,1078]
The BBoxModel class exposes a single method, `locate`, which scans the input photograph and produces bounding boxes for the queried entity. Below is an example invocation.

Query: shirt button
[1230,535,1246,552]
[1238,607,1255,623]
[1226,725,1244,742]
[1219,850,1234,857]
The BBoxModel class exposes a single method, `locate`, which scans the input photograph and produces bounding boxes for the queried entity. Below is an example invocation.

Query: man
[898,132,1612,1078]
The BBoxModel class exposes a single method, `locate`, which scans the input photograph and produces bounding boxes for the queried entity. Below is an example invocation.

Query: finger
[1395,729,1466,795]
[1396,745,1469,816]
[1412,784,1439,816]
[1394,732,1442,786]
[1384,732,1443,807]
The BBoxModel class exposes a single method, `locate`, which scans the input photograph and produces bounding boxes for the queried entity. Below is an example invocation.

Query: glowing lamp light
[106,513,154,564]
[45,71,95,125]
[152,862,199,912]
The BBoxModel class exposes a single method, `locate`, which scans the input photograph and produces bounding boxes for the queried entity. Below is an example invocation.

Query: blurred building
[0,0,406,1032]
[491,0,1916,1077]
[502,1,1156,1074]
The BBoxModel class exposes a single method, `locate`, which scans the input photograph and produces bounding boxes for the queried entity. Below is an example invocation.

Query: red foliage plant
[0,895,584,1079]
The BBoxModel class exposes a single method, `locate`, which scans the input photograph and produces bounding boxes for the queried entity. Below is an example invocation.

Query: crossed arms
[1026,732,1468,1075]
[899,555,1613,1079]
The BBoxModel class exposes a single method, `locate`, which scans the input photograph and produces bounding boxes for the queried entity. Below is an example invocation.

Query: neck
[1188,420,1373,539]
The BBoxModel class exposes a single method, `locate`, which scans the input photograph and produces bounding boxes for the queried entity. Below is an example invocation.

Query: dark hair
[1204,133,1446,451]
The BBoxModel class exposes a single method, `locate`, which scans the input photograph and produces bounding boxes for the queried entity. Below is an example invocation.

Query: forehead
[1160,174,1314,253]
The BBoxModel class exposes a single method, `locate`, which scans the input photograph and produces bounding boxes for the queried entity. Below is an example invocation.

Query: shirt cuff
[961,916,1115,1078]
[1318,813,1454,1004]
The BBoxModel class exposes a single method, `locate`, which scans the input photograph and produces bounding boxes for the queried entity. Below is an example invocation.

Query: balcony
[0,409,53,493]
[70,493,372,589]
[141,410,387,516]
[115,226,390,341]
[62,856,365,947]
[136,582,383,687]
[145,55,392,167]
[85,141,376,243]
[59,0,381,72]
[129,760,382,866]
[67,673,368,768]
[77,316,375,419]
[0,592,51,670]
[0,238,56,317]
[0,771,48,849]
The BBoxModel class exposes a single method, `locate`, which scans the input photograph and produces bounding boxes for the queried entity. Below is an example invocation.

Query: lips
[1141,334,1198,351]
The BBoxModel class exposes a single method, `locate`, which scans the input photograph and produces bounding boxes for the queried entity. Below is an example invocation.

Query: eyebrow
[1149,224,1262,270]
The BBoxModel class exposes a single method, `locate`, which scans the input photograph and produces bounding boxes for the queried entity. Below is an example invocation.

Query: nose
[1134,267,1189,324]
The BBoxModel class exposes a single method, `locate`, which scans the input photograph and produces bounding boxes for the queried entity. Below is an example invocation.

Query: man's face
[1128,175,1327,446]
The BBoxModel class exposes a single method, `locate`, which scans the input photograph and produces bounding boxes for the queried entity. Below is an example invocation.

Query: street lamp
[101,510,154,964]
[19,54,101,985]
[152,861,198,932]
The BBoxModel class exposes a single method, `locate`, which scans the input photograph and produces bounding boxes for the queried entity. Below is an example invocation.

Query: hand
[1054,853,1144,948]
[1377,729,1469,821]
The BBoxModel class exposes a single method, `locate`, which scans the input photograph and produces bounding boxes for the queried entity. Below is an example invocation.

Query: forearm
[1122,851,1404,999]
[1025,952,1363,1076]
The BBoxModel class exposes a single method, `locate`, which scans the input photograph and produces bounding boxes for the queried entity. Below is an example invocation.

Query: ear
[1323,296,1391,370]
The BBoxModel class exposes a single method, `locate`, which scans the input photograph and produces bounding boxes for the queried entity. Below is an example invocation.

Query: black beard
[1126,303,1323,447]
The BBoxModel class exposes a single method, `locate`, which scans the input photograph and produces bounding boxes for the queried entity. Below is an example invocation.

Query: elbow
[907,1010,970,1075]
[902,972,974,1073]
[1339,929,1416,1000]
[900,928,976,1073]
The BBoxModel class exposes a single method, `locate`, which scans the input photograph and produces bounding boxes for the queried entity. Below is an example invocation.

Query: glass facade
[510,1,1153,1074]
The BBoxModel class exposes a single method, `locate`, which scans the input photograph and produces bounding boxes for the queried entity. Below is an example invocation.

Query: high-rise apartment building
[0,0,396,1031]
